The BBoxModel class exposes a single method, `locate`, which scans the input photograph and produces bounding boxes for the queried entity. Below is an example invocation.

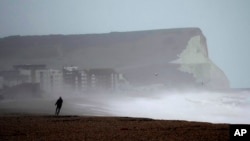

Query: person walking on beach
[55,97,63,116]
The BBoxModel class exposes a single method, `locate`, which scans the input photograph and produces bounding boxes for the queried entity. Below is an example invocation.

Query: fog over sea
[0,88,249,124]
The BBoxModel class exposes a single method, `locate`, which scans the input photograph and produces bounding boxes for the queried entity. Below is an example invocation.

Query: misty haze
[1,1,250,140]
[0,28,249,124]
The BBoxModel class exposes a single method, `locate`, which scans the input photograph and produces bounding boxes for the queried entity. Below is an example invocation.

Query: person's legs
[55,107,59,116]
[57,107,61,115]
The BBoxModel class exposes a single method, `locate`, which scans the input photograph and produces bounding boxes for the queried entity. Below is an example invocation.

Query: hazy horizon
[0,0,250,88]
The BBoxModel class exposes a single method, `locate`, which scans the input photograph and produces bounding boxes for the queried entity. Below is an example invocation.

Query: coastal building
[36,69,63,93]
[62,67,129,93]
[0,70,26,88]
[85,69,117,92]
[0,64,130,96]
[13,64,47,83]
[62,66,82,91]
[85,68,129,92]
[79,70,88,92]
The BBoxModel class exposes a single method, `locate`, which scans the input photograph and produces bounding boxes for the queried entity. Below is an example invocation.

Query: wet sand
[0,115,229,141]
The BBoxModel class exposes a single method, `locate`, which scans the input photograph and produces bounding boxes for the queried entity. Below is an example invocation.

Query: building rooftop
[13,64,47,70]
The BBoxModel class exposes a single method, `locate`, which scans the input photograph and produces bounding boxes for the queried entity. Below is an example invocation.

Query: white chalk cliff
[170,36,229,89]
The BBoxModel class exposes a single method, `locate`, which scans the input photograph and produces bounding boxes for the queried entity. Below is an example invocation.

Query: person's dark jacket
[55,97,63,108]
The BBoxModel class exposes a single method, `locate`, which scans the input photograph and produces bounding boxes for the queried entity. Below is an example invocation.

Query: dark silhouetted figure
[55,97,63,116]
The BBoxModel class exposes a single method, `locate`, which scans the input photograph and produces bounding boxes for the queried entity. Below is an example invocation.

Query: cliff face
[170,36,229,89]
[0,28,230,89]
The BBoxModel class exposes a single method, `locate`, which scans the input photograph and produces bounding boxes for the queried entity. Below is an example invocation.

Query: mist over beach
[1,88,250,124]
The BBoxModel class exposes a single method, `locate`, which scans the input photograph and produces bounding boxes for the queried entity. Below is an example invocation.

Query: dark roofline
[85,68,117,75]
[13,64,47,70]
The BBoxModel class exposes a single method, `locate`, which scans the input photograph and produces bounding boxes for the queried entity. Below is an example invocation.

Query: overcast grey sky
[0,0,249,88]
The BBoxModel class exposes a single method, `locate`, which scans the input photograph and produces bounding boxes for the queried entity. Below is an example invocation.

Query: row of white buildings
[0,64,129,95]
